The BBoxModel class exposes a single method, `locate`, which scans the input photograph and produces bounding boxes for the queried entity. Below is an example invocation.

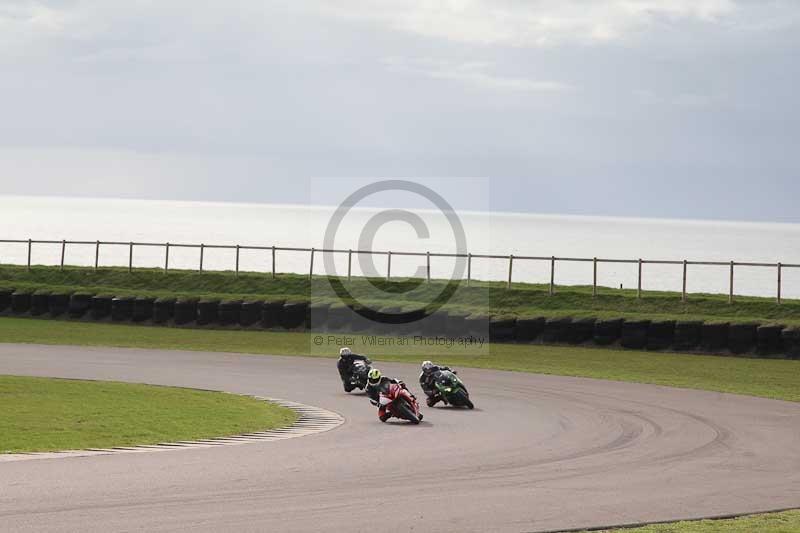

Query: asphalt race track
[1,344,799,533]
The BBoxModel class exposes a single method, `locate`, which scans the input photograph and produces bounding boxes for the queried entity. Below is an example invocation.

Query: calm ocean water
[2,195,799,299]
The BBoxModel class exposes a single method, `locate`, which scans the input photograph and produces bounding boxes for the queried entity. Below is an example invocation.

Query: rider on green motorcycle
[419,360,456,407]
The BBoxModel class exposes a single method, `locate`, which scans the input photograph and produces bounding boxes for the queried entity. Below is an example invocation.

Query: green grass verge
[2,317,799,402]
[0,375,297,453]
[592,509,800,532]
[2,265,799,324]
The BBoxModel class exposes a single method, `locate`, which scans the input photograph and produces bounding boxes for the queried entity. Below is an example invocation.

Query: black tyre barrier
[309,302,330,331]
[91,295,113,320]
[372,306,402,335]
[782,328,800,359]
[647,320,676,351]
[348,305,373,333]
[756,325,785,357]
[566,317,596,344]
[378,306,425,336]
[261,300,285,329]
[674,321,703,351]
[464,314,490,338]
[48,293,70,317]
[133,297,155,322]
[153,298,175,324]
[218,300,242,326]
[701,322,729,352]
[280,301,308,330]
[593,318,623,346]
[422,310,449,338]
[0,288,14,312]
[489,316,516,342]
[173,299,198,325]
[111,296,134,321]
[197,300,220,326]
[426,310,447,337]
[515,317,545,342]
[542,317,572,344]
[31,292,51,316]
[68,293,93,318]
[326,303,351,331]
[446,311,470,337]
[406,308,429,336]
[10,281,800,360]
[621,320,650,350]
[728,323,758,355]
[351,305,378,325]
[239,300,263,327]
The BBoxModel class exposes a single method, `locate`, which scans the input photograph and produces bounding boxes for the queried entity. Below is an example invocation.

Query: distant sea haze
[2,196,800,299]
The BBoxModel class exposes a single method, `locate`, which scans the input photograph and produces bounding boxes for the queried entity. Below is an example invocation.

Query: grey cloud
[0,1,798,222]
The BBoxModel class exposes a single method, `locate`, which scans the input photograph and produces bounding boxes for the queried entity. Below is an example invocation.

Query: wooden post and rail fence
[1,238,797,303]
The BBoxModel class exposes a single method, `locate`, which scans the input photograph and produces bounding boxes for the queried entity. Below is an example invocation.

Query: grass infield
[592,509,800,532]
[0,375,297,453]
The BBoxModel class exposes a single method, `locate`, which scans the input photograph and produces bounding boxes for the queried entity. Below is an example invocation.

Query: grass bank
[1,265,799,324]
[2,317,799,402]
[593,509,800,532]
[0,375,297,453]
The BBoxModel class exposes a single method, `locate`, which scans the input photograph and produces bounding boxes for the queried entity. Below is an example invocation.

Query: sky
[1,1,798,222]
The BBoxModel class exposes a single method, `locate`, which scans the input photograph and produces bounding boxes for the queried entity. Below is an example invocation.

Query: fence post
[729,261,734,304]
[94,240,100,270]
[637,258,642,298]
[199,244,204,272]
[164,243,170,273]
[26,238,31,271]
[60,239,66,271]
[271,246,276,279]
[592,257,597,297]
[235,245,240,277]
[549,256,555,296]
[128,242,133,273]
[426,251,431,283]
[467,253,472,286]
[507,255,514,289]
[309,247,315,280]
[682,260,687,302]
[777,262,782,305]
[387,251,392,281]
[347,249,352,281]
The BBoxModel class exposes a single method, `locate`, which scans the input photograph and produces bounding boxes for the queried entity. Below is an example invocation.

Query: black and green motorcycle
[433,370,474,409]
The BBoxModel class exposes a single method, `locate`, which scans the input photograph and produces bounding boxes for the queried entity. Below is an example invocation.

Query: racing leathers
[366,377,416,422]
[419,364,453,407]
[337,352,371,391]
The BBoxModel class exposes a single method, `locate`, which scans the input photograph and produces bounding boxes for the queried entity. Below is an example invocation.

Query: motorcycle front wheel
[397,401,420,424]
[453,390,474,409]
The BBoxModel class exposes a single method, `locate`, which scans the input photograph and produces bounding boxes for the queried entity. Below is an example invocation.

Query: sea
[2,195,799,299]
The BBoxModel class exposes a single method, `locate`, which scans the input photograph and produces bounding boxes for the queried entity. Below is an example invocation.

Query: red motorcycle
[377,383,423,424]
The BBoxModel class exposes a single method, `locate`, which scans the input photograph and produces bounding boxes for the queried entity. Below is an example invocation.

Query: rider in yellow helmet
[366,368,421,422]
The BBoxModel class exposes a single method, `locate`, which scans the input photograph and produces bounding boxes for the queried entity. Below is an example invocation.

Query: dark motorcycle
[433,370,474,409]
[343,359,371,393]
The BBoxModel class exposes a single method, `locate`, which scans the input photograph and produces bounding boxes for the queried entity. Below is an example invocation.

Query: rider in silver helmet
[418,360,456,407]
[336,347,371,392]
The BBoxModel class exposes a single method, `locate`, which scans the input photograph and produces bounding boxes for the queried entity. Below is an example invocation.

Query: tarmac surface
[1,343,799,532]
